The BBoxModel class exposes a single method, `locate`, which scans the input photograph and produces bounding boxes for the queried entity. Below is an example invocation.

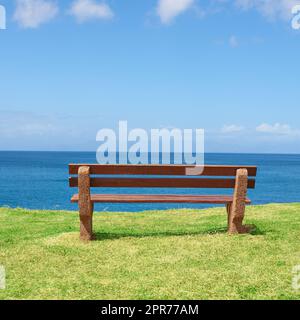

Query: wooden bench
[69,164,257,241]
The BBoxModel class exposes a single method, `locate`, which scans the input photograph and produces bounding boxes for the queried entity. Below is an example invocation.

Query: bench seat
[71,194,251,204]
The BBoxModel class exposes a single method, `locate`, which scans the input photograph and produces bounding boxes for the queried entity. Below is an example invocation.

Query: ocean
[0,151,299,211]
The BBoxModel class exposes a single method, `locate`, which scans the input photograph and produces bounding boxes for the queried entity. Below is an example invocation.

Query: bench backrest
[69,164,257,189]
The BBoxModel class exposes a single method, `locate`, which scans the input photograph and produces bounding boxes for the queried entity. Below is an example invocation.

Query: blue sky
[0,0,300,153]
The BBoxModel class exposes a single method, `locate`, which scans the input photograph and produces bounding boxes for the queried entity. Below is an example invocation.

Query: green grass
[0,203,300,300]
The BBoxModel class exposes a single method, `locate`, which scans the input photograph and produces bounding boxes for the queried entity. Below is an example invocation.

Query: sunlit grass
[0,203,300,300]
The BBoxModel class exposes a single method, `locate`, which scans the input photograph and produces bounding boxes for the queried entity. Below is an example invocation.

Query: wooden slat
[69,177,256,189]
[69,164,257,177]
[71,194,251,204]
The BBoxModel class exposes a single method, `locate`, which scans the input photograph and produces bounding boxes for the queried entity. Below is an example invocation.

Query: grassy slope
[0,204,300,300]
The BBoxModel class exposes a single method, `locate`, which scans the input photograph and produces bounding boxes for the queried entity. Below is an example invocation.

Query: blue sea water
[0,151,299,211]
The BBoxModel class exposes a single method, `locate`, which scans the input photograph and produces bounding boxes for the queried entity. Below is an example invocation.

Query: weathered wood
[78,166,94,241]
[228,169,252,234]
[69,177,256,189]
[71,194,251,204]
[69,164,257,177]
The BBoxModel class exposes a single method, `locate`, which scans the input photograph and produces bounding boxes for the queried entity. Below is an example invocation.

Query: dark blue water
[0,151,299,211]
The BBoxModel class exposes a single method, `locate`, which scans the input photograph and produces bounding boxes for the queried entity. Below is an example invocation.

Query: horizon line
[0,150,299,156]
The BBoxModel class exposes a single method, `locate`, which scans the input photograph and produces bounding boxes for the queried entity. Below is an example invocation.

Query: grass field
[0,203,300,300]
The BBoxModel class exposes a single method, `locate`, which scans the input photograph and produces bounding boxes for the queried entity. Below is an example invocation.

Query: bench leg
[227,169,252,234]
[79,202,94,241]
[226,203,231,228]
[227,202,250,234]
[78,166,94,241]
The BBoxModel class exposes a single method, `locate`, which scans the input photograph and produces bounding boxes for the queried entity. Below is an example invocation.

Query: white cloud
[0,111,57,137]
[221,124,244,133]
[235,0,299,20]
[69,0,114,22]
[229,35,239,47]
[256,123,300,135]
[156,0,194,24]
[14,0,58,28]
